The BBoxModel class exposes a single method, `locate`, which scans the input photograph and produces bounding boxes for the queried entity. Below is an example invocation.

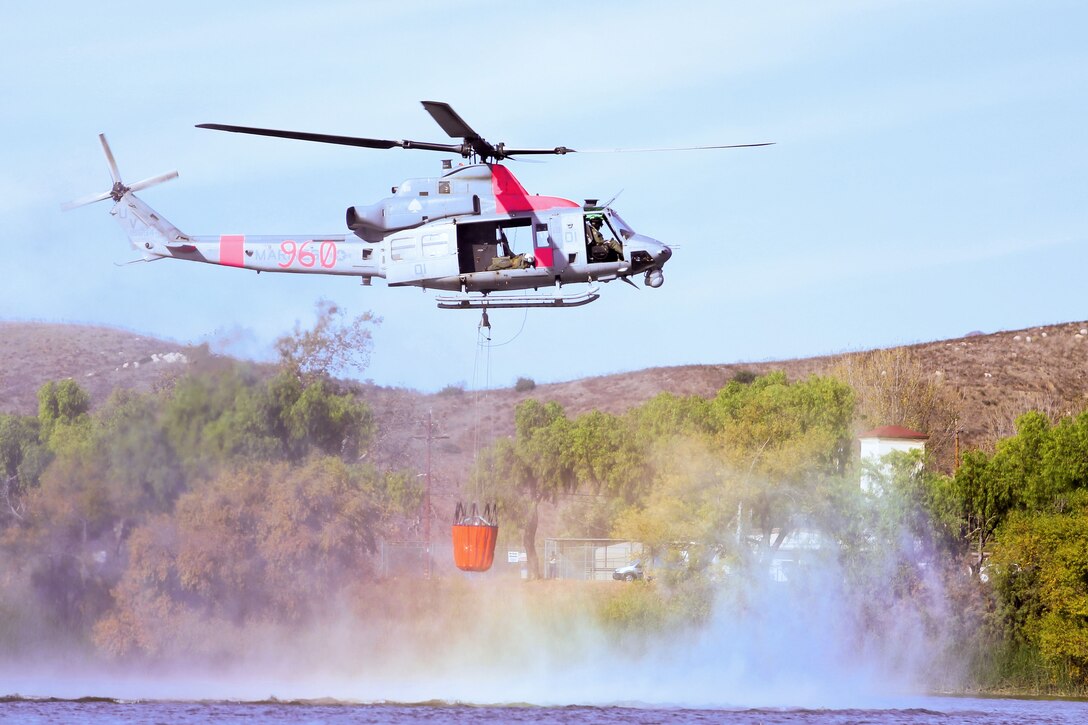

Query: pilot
[586,217,622,261]
[587,217,606,246]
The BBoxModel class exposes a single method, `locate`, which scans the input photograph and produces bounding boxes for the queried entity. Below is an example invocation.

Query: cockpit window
[584,212,624,263]
[605,209,635,240]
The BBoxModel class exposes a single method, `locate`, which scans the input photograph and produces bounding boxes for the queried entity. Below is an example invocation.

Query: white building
[858,424,929,492]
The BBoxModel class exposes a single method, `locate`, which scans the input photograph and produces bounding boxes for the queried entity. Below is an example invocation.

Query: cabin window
[534,224,549,249]
[438,181,451,194]
[422,232,449,258]
[390,236,418,262]
[496,218,532,253]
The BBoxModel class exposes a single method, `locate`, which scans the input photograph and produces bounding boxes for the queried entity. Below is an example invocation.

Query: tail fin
[63,134,187,254]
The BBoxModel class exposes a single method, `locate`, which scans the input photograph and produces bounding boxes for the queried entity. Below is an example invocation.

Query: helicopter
[66,101,771,309]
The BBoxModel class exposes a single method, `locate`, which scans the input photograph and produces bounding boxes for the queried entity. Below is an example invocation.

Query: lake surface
[2,696,1087,724]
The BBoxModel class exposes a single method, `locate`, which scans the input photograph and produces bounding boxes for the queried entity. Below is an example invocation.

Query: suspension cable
[471,311,493,503]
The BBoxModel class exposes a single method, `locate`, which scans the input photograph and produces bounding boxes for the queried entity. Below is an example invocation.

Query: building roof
[858,425,929,440]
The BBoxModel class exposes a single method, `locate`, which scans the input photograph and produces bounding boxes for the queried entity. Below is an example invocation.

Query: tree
[946,410,1088,578]
[950,408,1088,687]
[854,449,961,564]
[1042,412,1088,497]
[947,449,1012,576]
[612,436,738,556]
[707,372,855,563]
[603,373,857,580]
[991,492,1088,685]
[281,377,375,460]
[0,414,48,522]
[482,400,576,579]
[36,380,91,448]
[163,365,375,470]
[567,410,648,503]
[275,299,380,383]
[96,389,186,512]
[832,348,961,469]
[37,380,90,429]
[94,457,415,656]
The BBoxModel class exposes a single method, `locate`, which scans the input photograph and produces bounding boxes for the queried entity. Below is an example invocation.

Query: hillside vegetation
[4,319,1087,479]
[3,316,1088,692]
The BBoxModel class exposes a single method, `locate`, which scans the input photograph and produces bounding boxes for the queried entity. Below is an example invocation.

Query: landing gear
[435,286,600,309]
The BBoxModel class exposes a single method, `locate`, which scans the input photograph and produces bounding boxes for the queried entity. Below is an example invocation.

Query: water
[2,697,1087,724]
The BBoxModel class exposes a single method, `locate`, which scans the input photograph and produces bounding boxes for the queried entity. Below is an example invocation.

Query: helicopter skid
[435,287,600,309]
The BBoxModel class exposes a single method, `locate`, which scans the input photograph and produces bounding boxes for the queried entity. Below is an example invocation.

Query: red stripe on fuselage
[491,165,579,214]
[219,234,245,268]
[534,245,554,268]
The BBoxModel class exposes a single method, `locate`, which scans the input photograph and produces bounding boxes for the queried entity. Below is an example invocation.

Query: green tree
[36,380,91,451]
[946,410,1088,578]
[37,380,90,432]
[988,411,1054,511]
[612,437,738,555]
[600,373,855,578]
[96,389,186,512]
[164,366,375,469]
[626,392,711,442]
[281,377,375,460]
[585,393,712,543]
[708,372,855,563]
[483,400,576,579]
[0,414,48,522]
[162,366,258,473]
[991,492,1088,685]
[1042,412,1088,496]
[948,408,1088,689]
[568,410,647,502]
[946,449,1013,576]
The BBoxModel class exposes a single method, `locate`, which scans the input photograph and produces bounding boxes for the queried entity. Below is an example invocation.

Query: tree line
[0,303,418,658]
[476,358,1088,691]
[3,329,1086,690]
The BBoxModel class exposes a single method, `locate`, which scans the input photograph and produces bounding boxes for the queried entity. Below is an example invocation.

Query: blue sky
[2,1,1085,392]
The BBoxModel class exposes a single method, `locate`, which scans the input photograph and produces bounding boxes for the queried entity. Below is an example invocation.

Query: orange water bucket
[452,502,498,572]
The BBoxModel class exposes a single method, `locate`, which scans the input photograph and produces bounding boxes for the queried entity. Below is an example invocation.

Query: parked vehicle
[612,560,644,581]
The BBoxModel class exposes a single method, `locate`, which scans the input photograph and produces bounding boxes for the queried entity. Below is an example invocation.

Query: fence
[542,538,642,581]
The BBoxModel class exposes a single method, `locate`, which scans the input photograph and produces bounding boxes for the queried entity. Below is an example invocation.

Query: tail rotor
[62,134,178,211]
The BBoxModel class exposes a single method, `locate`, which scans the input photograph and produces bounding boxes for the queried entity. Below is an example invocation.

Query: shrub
[731,369,757,385]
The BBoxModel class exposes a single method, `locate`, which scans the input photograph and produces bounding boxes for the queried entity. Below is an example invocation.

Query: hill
[0,322,194,415]
[3,319,1088,498]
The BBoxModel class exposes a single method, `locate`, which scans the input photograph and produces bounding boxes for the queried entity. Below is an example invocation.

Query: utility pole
[954,417,962,471]
[414,409,448,579]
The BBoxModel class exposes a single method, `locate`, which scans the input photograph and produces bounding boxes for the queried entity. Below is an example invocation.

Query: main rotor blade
[421,101,481,141]
[576,142,775,153]
[500,146,577,156]
[197,123,400,149]
[99,133,122,185]
[196,123,468,155]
